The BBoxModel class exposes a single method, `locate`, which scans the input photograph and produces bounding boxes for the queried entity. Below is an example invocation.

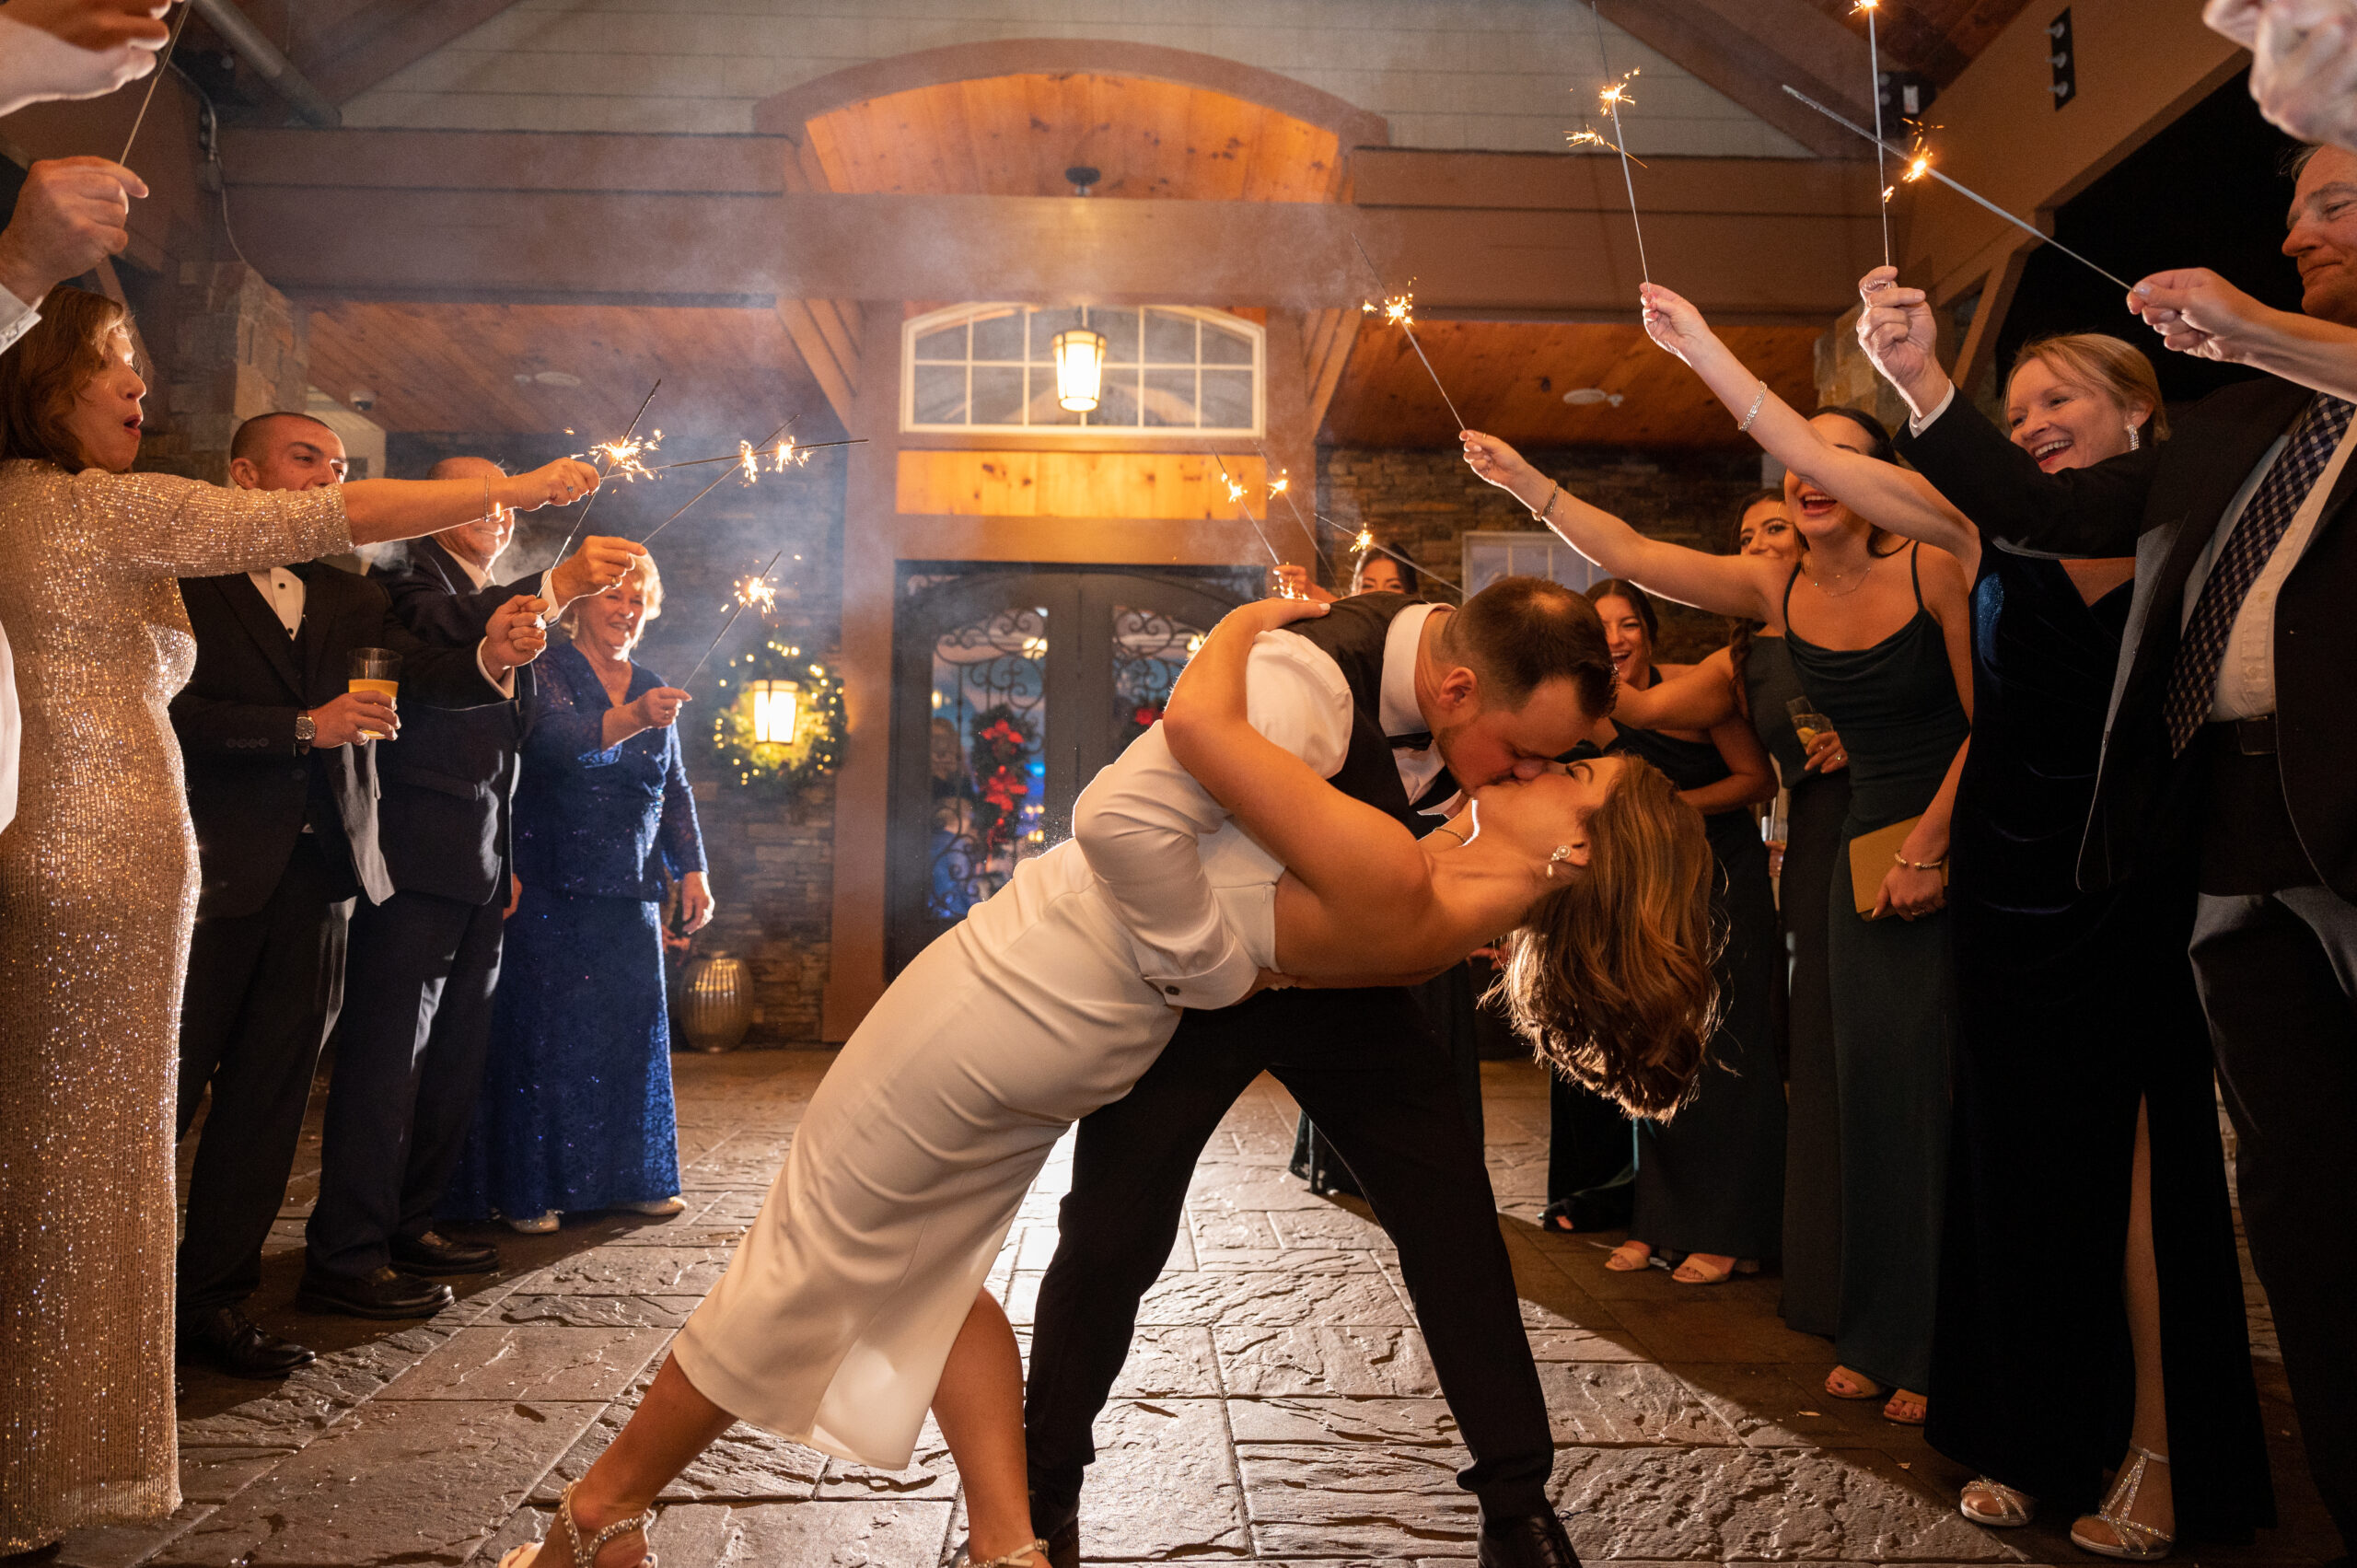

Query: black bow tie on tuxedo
[1389,731,1434,752]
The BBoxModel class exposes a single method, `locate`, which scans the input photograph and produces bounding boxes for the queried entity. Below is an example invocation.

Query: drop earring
[2126,423,2142,451]
[1546,844,1574,877]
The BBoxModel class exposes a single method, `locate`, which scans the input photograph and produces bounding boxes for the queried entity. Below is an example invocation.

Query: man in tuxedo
[302,457,645,1318]
[1025,579,1616,1568]
[1860,142,2357,1563]
[173,412,548,1376]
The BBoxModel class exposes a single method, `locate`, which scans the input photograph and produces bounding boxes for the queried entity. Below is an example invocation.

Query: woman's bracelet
[1737,381,1769,434]
[1892,849,1947,872]
[1529,481,1560,523]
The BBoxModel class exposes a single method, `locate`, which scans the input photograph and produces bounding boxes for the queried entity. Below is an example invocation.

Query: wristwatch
[294,712,316,755]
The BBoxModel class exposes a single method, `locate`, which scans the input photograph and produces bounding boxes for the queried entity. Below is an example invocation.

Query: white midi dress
[670,823,1279,1469]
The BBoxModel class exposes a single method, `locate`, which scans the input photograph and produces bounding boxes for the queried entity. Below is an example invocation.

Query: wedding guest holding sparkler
[443,551,707,1233]
[305,458,649,1320]
[1635,279,2274,1555]
[1578,578,1781,1285]
[1596,496,1852,1330]
[1465,404,1971,1430]
[0,290,600,1554]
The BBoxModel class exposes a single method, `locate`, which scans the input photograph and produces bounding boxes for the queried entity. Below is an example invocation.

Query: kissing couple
[501,577,1720,1568]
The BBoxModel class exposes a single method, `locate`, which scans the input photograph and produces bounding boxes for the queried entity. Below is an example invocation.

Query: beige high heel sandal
[498,1481,658,1568]
[2071,1446,2173,1562]
[958,1539,1051,1568]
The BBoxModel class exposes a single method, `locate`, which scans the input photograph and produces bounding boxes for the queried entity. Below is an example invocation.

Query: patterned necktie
[2160,394,2355,755]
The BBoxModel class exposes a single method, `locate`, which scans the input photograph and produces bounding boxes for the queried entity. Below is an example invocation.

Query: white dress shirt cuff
[0,288,38,358]
[1136,926,1264,1010]
[1908,385,1956,438]
[474,641,518,697]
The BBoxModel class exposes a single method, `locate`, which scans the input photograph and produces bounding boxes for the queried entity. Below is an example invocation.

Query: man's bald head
[2286,144,2357,327]
[228,412,346,492]
[429,455,515,571]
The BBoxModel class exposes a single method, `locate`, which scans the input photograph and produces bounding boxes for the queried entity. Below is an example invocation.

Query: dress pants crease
[308,886,505,1276]
[176,838,350,1312]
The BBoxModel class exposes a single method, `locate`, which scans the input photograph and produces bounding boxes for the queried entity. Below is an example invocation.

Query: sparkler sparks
[552,377,663,578]
[585,429,663,483]
[1584,4,1651,285]
[1210,453,1301,595]
[733,573,779,617]
[1779,85,2134,291]
[1350,237,1470,435]
[684,548,788,688]
[639,416,797,544]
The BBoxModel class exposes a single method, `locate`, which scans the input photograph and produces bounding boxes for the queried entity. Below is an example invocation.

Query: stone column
[165,261,308,483]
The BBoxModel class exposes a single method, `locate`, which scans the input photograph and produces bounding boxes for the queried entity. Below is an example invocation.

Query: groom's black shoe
[1028,1490,1080,1568]
[1477,1510,1582,1568]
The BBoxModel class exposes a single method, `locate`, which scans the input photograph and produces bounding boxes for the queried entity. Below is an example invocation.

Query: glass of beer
[349,647,401,741]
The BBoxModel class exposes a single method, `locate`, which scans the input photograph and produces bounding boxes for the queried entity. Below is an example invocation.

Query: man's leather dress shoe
[177,1305,315,1380]
[389,1228,500,1275]
[1029,1490,1080,1568]
[296,1265,454,1319]
[1477,1510,1583,1568]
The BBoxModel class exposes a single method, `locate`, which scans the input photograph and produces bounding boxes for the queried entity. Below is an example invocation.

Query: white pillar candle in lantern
[749,679,801,745]
[1052,326,1107,412]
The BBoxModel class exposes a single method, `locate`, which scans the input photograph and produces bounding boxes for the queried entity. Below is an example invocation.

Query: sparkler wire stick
[1251,440,1331,576]
[1860,1,1892,268]
[1781,85,2134,291]
[118,1,194,166]
[638,417,795,544]
[681,548,786,689]
[555,378,662,563]
[1318,511,1465,598]
[1588,1,1651,285]
[651,437,865,470]
[1348,234,1470,433]
[1210,452,1289,572]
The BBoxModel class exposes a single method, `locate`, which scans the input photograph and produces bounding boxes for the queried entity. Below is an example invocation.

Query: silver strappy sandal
[1959,1477,2034,1527]
[2071,1446,2173,1561]
[498,1481,658,1568]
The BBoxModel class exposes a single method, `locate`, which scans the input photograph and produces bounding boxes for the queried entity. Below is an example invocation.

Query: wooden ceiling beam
[774,299,862,428]
[290,0,530,104]
[1592,0,1875,160]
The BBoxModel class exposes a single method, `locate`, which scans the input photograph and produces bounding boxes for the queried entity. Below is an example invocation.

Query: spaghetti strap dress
[1781,545,1968,1395]
[1606,681,1785,1260]
[1928,549,2272,1535]
[1740,634,1851,1335]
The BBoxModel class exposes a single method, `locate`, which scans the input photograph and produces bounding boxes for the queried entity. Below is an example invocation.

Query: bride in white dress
[505,597,1718,1568]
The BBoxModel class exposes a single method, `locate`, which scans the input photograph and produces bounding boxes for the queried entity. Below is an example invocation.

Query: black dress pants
[307,886,505,1278]
[2191,884,2357,1554]
[177,837,352,1313]
[1025,985,1554,1520]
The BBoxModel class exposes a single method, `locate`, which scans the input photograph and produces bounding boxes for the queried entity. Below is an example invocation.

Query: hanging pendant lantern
[1052,327,1107,412]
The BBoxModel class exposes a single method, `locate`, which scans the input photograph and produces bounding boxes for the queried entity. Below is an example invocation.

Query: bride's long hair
[1492,757,1720,1119]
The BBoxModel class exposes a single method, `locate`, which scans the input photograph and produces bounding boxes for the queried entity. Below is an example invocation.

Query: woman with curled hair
[0,289,600,1552]
[1631,277,2271,1559]
[488,594,1715,1568]
[442,551,711,1235]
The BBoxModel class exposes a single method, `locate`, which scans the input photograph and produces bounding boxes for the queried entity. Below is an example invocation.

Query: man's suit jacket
[172,562,510,922]
[368,535,540,906]
[1898,375,2357,900]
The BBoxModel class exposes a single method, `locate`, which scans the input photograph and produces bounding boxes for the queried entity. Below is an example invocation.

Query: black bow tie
[1389,731,1434,752]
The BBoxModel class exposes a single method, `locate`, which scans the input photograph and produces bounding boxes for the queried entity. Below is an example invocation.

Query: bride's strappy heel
[498,1481,658,1568]
[958,1539,1051,1568]
[2071,1446,2173,1561]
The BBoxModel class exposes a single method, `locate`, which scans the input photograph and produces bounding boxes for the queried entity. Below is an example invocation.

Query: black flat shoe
[389,1228,500,1275]
[296,1265,453,1320]
[176,1305,316,1380]
[1478,1511,1582,1568]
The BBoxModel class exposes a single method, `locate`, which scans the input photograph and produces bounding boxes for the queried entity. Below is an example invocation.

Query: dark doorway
[885,563,1252,977]
[1993,68,2308,407]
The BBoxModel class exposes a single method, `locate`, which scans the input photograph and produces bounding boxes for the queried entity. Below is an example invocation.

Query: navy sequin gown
[1929,548,2272,1535]
[444,640,707,1220]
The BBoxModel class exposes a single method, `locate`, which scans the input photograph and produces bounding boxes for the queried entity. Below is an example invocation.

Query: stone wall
[1318,443,1770,664]
[165,262,309,483]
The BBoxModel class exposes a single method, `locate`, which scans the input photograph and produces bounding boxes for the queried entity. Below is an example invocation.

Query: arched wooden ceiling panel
[804,74,1344,203]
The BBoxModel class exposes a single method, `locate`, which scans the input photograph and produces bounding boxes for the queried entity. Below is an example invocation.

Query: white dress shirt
[1073,604,1446,1008]
[245,563,517,696]
[0,287,37,358]
[0,15,162,117]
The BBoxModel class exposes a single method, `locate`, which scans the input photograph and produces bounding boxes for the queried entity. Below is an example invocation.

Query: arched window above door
[902,304,1264,437]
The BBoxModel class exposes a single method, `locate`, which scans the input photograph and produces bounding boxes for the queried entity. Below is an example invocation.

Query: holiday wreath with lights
[710,637,845,800]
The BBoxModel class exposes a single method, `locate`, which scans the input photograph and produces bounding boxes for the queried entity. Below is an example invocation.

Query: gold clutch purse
[1847,815,1947,917]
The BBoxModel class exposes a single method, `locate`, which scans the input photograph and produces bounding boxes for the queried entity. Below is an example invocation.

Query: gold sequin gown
[0,460,350,1551]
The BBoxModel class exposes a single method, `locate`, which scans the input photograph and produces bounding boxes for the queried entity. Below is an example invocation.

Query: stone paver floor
[40,1053,2338,1567]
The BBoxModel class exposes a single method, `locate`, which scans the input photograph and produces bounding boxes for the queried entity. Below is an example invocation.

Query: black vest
[1283,592,1447,839]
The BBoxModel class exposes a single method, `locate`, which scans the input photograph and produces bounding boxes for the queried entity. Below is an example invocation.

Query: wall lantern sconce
[1052,327,1107,412]
[748,679,801,745]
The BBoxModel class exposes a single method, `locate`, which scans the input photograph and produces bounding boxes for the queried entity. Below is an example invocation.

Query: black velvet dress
[1604,679,1786,1260]
[1744,635,1852,1335]
[1928,548,2273,1535]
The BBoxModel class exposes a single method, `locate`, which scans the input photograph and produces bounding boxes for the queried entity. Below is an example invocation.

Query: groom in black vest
[1026,577,1617,1568]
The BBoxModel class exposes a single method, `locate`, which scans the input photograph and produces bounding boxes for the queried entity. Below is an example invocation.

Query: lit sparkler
[1252,440,1332,576]
[683,547,788,688]
[1350,236,1470,434]
[1856,0,1893,267]
[586,429,662,483]
[1586,1,1652,285]
[649,437,862,472]
[1210,453,1301,596]
[553,378,663,565]
[1779,85,2133,291]
[639,416,797,544]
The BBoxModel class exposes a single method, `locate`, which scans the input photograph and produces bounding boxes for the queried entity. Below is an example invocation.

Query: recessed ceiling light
[534,370,584,388]
[1563,388,1624,407]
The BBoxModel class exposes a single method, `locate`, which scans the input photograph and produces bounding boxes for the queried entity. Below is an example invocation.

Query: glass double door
[887,566,1248,977]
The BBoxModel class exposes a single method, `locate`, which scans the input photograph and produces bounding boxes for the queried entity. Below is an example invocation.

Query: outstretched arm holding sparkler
[1639,280,1978,563]
[2128,264,2357,399]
